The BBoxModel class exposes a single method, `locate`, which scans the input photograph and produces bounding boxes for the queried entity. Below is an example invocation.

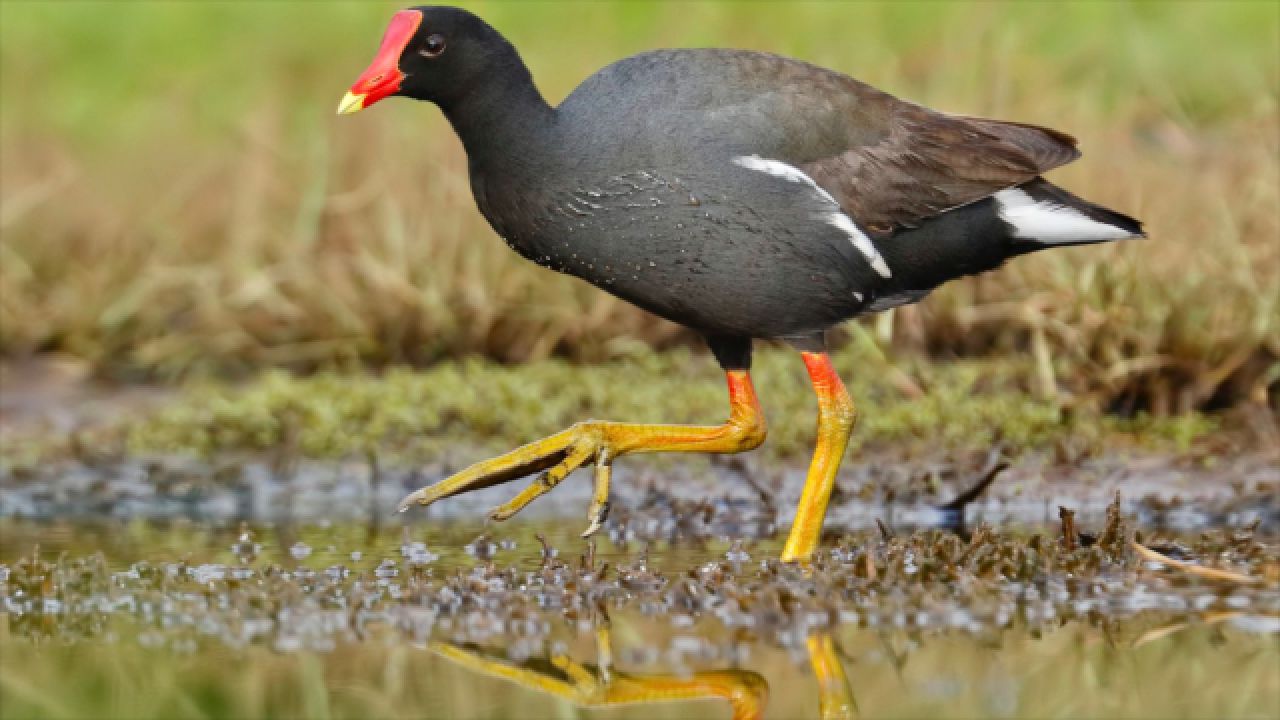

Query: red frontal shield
[338,10,424,114]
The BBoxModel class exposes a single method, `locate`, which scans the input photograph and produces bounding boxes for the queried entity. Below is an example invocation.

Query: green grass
[1,1,1277,415]
[88,342,1211,467]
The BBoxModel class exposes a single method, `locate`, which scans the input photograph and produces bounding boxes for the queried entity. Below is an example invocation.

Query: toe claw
[581,500,610,538]
[396,492,421,514]
[397,483,453,514]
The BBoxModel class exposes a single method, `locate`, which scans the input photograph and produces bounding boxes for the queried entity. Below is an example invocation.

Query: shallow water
[3,502,1278,719]
[4,448,1278,718]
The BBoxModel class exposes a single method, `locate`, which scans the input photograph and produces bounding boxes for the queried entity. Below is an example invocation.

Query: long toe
[395,427,586,512]
[487,441,596,521]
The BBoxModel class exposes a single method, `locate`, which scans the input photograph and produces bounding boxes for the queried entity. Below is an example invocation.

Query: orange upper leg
[781,352,857,563]
[603,369,766,455]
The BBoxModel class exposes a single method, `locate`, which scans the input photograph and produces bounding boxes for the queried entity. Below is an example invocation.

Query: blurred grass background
[1,0,1276,417]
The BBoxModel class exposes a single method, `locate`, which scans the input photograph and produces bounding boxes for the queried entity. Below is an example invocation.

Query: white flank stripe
[826,212,892,278]
[995,188,1136,244]
[732,155,838,205]
[733,155,892,278]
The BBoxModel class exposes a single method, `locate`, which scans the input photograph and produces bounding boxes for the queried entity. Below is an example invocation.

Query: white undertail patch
[733,155,892,278]
[994,188,1138,244]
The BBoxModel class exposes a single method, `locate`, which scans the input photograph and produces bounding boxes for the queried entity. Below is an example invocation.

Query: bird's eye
[420,34,446,58]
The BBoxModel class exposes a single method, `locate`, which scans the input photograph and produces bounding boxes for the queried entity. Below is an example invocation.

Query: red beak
[338,10,423,114]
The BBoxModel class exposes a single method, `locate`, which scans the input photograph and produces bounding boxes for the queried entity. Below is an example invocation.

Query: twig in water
[937,444,1009,511]
[1098,490,1128,558]
[875,518,896,541]
[1059,506,1078,553]
[1132,611,1245,648]
[1132,541,1261,585]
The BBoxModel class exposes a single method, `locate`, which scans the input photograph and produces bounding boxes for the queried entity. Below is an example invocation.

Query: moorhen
[338,6,1143,562]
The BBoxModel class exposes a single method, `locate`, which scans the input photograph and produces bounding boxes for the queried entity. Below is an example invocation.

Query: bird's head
[337,6,509,115]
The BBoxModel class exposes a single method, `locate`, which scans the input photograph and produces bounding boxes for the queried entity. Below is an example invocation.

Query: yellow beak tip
[336,92,366,115]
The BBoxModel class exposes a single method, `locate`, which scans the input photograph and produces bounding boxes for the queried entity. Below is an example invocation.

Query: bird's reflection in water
[424,450,1015,719]
[429,611,855,720]
[805,632,857,719]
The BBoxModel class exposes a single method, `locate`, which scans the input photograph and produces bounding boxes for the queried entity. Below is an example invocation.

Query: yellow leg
[807,633,857,719]
[781,352,856,563]
[430,641,588,702]
[430,629,857,720]
[603,671,767,720]
[429,624,767,720]
[398,370,766,536]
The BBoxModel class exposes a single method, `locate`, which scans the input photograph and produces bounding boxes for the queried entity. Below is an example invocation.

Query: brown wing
[799,101,1081,231]
[574,49,1080,232]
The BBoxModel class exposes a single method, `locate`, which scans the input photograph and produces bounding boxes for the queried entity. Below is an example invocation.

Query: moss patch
[118,344,1216,464]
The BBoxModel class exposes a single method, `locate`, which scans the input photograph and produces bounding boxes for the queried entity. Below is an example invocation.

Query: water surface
[3,507,1276,719]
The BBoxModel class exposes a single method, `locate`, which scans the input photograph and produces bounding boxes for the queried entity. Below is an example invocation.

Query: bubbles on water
[374,559,399,579]
[189,564,226,584]
[2,482,1276,671]
[231,526,260,563]
[464,535,497,561]
[401,541,438,566]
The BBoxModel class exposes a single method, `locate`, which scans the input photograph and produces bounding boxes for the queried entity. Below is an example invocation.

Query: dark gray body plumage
[466,50,894,341]
[442,45,1142,352]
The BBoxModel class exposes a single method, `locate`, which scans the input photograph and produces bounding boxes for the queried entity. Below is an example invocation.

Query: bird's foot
[398,371,764,538]
[429,624,768,716]
[397,421,615,537]
[429,640,604,705]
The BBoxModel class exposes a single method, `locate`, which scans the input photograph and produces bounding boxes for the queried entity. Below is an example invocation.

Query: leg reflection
[429,620,767,720]
[807,632,857,720]
[428,622,860,719]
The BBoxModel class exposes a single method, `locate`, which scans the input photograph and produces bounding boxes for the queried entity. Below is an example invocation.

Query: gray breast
[516,160,887,339]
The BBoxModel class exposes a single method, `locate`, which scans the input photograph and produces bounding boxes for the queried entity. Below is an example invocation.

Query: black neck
[439,60,556,170]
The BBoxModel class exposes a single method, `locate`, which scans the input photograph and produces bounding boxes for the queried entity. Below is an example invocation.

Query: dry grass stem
[1132,541,1262,586]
